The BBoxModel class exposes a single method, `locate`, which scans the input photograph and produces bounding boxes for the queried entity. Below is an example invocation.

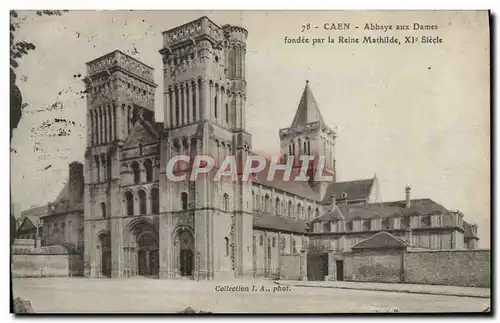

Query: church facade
[80,16,479,280]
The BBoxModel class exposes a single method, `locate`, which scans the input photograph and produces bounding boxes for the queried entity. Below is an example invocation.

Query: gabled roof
[324,178,375,202]
[312,205,344,222]
[17,215,41,233]
[20,205,49,219]
[123,116,159,149]
[254,213,309,234]
[352,231,408,250]
[290,81,326,128]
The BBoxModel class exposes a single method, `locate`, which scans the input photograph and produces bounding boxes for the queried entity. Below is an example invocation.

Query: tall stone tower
[83,50,156,277]
[159,17,253,279]
[279,81,337,201]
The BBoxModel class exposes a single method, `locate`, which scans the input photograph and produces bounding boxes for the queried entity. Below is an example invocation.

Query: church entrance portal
[126,219,159,278]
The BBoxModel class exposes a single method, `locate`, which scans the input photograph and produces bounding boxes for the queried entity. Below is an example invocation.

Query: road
[12,277,490,313]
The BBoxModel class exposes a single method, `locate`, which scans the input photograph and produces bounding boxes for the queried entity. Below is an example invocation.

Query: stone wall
[404,249,490,287]
[11,245,84,278]
[279,254,302,280]
[344,249,404,283]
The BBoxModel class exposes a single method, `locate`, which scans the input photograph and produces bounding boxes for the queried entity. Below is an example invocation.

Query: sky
[10,10,490,246]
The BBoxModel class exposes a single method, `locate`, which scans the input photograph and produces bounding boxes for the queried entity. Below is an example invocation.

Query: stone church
[51,16,479,280]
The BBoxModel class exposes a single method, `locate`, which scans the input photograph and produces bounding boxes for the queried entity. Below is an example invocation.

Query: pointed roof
[352,231,408,250]
[290,81,326,128]
[123,116,159,149]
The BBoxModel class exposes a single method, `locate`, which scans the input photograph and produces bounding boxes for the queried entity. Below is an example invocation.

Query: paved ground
[12,277,490,313]
[278,280,491,298]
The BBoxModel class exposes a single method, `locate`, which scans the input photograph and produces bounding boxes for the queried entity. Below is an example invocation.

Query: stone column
[187,82,192,124]
[182,82,187,125]
[165,87,171,128]
[172,86,177,127]
[193,81,199,122]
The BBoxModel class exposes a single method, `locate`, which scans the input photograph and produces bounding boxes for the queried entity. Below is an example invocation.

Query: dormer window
[323,222,330,232]
[345,221,353,232]
[363,219,371,231]
[382,218,391,230]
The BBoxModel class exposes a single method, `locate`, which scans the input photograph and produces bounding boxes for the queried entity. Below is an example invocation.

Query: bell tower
[159,17,253,279]
[279,81,337,201]
[83,51,156,277]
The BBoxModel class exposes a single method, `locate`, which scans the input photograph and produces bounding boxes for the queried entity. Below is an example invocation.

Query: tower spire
[290,80,326,128]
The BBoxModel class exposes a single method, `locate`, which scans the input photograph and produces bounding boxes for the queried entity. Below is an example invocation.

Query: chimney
[69,161,84,207]
[405,186,411,208]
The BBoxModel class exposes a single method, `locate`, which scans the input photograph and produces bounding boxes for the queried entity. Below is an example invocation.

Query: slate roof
[290,81,326,128]
[313,198,452,223]
[253,213,309,234]
[20,205,49,220]
[324,178,374,201]
[351,231,408,250]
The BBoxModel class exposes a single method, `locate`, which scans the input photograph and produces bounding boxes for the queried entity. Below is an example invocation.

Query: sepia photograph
[9,10,491,314]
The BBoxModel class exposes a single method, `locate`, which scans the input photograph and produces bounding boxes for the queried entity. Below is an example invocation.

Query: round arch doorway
[125,219,159,278]
[176,229,194,277]
[99,232,111,278]
[137,232,159,277]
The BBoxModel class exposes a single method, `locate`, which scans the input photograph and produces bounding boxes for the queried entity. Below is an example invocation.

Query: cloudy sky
[10,10,490,246]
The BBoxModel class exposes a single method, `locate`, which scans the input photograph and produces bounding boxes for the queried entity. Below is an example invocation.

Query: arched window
[106,156,112,181]
[214,91,218,119]
[138,143,143,156]
[138,190,147,215]
[225,103,229,123]
[125,191,134,216]
[292,239,297,253]
[315,207,319,218]
[95,156,100,182]
[297,203,302,219]
[256,194,261,211]
[181,192,188,210]
[223,193,229,212]
[131,161,140,184]
[259,235,263,246]
[144,159,153,182]
[308,206,312,221]
[265,195,270,213]
[272,237,276,247]
[151,187,159,214]
[101,202,106,219]
[288,201,292,217]
[275,198,280,216]
[224,237,230,256]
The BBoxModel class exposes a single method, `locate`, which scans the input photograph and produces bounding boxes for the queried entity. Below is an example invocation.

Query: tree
[10,10,67,245]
